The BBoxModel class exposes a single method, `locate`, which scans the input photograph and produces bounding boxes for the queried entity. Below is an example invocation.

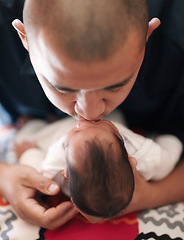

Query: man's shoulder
[0,0,24,24]
[0,0,24,8]
[148,0,184,47]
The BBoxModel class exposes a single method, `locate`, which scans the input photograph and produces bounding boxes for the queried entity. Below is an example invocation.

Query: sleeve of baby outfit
[19,148,46,172]
[113,122,183,181]
[135,135,183,181]
[41,136,66,179]
[150,135,183,180]
[114,122,162,180]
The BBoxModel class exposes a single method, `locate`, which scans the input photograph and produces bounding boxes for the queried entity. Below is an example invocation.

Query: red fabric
[0,195,140,239]
[0,197,9,206]
[44,212,140,240]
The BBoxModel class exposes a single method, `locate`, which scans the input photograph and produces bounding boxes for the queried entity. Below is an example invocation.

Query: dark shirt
[1,0,184,142]
[0,0,65,122]
[120,0,184,143]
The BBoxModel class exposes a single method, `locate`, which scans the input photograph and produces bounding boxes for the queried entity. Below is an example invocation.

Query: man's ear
[128,156,137,174]
[12,19,28,50]
[146,17,161,41]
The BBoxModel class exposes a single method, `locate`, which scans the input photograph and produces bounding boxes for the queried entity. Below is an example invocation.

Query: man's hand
[122,171,152,214]
[0,163,78,229]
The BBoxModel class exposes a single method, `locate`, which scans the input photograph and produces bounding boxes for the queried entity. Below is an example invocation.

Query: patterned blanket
[0,125,184,240]
[1,197,184,240]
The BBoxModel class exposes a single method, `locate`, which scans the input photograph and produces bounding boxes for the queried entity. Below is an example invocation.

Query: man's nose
[74,91,105,121]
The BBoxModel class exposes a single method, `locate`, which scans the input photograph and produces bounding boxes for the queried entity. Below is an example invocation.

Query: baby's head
[64,120,135,222]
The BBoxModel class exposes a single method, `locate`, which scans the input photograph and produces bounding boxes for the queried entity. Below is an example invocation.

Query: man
[0,0,184,229]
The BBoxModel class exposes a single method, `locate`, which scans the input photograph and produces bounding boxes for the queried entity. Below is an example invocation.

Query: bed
[0,195,184,240]
[0,124,184,240]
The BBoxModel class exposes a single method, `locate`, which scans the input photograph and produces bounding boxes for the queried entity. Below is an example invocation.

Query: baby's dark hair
[66,133,134,218]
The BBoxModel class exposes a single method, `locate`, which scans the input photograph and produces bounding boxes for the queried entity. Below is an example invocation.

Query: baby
[14,116,183,223]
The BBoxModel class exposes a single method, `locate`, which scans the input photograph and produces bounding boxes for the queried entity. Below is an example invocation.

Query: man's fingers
[43,202,78,229]
[0,164,77,228]
[18,199,78,229]
[19,166,60,195]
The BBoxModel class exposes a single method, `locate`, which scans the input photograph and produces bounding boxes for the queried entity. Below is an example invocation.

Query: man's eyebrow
[48,74,133,92]
[104,77,132,90]
[52,84,78,92]
[46,79,77,92]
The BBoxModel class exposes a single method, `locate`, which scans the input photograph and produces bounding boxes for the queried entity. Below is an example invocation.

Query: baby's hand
[14,141,38,159]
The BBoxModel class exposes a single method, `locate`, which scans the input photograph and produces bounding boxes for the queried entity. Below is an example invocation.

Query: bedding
[0,196,184,240]
[0,125,184,240]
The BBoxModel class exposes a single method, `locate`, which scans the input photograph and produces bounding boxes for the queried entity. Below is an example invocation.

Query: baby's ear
[128,156,137,174]
[60,168,68,182]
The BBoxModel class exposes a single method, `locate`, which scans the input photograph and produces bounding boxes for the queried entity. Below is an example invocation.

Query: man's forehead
[40,53,137,90]
[35,28,145,89]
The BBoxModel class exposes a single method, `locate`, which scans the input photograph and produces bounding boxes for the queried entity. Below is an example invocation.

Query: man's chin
[70,112,105,121]
[73,115,86,121]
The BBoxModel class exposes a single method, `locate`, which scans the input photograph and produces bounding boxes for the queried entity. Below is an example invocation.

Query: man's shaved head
[23,0,148,62]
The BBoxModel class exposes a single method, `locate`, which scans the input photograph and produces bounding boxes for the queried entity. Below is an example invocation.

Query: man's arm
[0,162,77,229]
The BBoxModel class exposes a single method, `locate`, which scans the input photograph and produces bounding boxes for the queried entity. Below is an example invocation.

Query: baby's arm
[14,141,39,160]
[114,122,183,181]
[152,135,183,180]
[14,141,46,171]
[135,134,183,181]
[41,136,66,179]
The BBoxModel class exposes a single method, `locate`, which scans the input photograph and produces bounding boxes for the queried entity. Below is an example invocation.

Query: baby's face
[65,120,122,167]
[65,120,122,165]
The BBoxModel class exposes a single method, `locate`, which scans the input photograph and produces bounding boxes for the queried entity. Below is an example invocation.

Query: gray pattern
[0,210,17,240]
